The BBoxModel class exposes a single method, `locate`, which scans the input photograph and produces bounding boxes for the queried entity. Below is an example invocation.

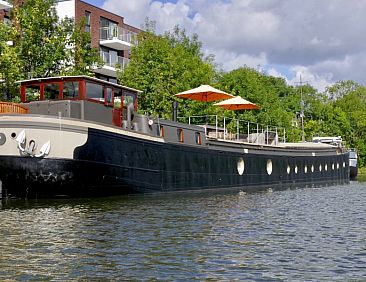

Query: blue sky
[84,0,366,91]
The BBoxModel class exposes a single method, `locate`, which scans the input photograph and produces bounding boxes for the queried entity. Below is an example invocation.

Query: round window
[304,165,308,173]
[287,164,291,174]
[295,165,298,174]
[237,157,245,175]
[337,163,340,169]
[332,163,335,170]
[267,159,273,175]
[343,161,345,168]
[319,164,322,172]
[311,164,314,172]
[325,164,328,171]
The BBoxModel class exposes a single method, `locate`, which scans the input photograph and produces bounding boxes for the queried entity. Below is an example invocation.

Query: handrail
[0,102,29,114]
[177,115,286,145]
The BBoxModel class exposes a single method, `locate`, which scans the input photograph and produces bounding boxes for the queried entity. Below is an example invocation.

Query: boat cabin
[18,76,141,127]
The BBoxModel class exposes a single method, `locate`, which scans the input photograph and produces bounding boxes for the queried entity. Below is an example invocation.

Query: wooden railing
[0,102,29,114]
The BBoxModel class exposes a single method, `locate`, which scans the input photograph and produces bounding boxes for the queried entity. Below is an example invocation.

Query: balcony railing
[99,51,130,69]
[100,27,138,45]
[0,0,11,10]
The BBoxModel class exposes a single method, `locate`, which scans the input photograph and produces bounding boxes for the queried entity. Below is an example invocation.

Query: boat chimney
[172,101,178,122]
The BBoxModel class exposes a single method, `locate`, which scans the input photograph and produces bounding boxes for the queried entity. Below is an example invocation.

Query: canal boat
[0,76,350,198]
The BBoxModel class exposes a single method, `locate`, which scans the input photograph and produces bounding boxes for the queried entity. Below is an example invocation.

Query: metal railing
[100,27,138,45]
[178,115,286,146]
[99,51,130,69]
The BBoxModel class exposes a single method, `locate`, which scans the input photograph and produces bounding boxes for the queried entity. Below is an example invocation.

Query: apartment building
[56,0,140,83]
[0,0,140,83]
[0,1,11,24]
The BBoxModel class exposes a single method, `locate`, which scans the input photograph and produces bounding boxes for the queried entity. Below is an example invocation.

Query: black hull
[350,165,358,180]
[0,127,350,199]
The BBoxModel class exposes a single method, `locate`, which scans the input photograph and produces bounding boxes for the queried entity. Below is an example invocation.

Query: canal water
[1,182,366,281]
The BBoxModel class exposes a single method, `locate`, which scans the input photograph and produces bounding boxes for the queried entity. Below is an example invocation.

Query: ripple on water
[0,182,366,280]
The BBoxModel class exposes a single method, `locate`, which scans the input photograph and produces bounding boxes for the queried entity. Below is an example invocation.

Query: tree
[0,0,101,100]
[118,25,216,119]
[0,22,21,100]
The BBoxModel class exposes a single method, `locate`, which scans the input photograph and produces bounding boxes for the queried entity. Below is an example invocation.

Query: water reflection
[1,183,366,280]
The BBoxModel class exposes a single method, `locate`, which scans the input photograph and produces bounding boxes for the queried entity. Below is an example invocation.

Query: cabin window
[287,164,291,174]
[113,89,122,108]
[123,91,136,108]
[44,84,60,100]
[304,164,308,173]
[177,129,184,142]
[105,87,113,105]
[63,82,79,99]
[195,132,202,145]
[25,85,41,101]
[86,82,104,101]
[159,125,164,137]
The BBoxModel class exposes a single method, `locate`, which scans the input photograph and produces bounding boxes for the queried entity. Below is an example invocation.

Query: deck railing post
[284,128,286,143]
[215,115,218,139]
[237,118,239,141]
[266,126,269,145]
[188,116,191,125]
[256,123,259,144]
[247,122,250,143]
[224,117,226,140]
[275,127,278,145]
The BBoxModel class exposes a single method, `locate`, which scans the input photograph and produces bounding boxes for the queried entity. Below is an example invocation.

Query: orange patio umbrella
[175,85,234,102]
[214,96,259,110]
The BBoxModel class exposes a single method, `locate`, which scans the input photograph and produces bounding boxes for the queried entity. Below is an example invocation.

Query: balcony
[99,27,137,51]
[93,51,130,78]
[0,0,11,9]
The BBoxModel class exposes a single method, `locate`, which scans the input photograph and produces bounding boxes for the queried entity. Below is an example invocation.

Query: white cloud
[102,0,366,90]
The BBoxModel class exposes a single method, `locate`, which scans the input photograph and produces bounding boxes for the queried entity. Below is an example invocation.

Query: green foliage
[333,87,366,166]
[0,0,101,100]
[0,23,21,100]
[118,26,215,119]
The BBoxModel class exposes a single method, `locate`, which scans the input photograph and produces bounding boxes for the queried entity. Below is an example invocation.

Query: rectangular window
[195,132,202,145]
[44,84,60,100]
[25,85,40,102]
[63,82,79,99]
[105,87,113,105]
[85,11,91,33]
[86,82,104,101]
[159,125,164,137]
[177,129,184,142]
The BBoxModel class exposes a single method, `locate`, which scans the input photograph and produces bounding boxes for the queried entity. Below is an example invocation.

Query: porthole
[325,164,328,171]
[295,165,298,174]
[343,162,345,168]
[237,157,245,175]
[287,165,291,174]
[0,133,6,145]
[319,164,322,172]
[332,163,335,170]
[311,165,314,172]
[267,159,273,175]
[11,132,16,139]
[337,163,340,169]
[304,165,308,173]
